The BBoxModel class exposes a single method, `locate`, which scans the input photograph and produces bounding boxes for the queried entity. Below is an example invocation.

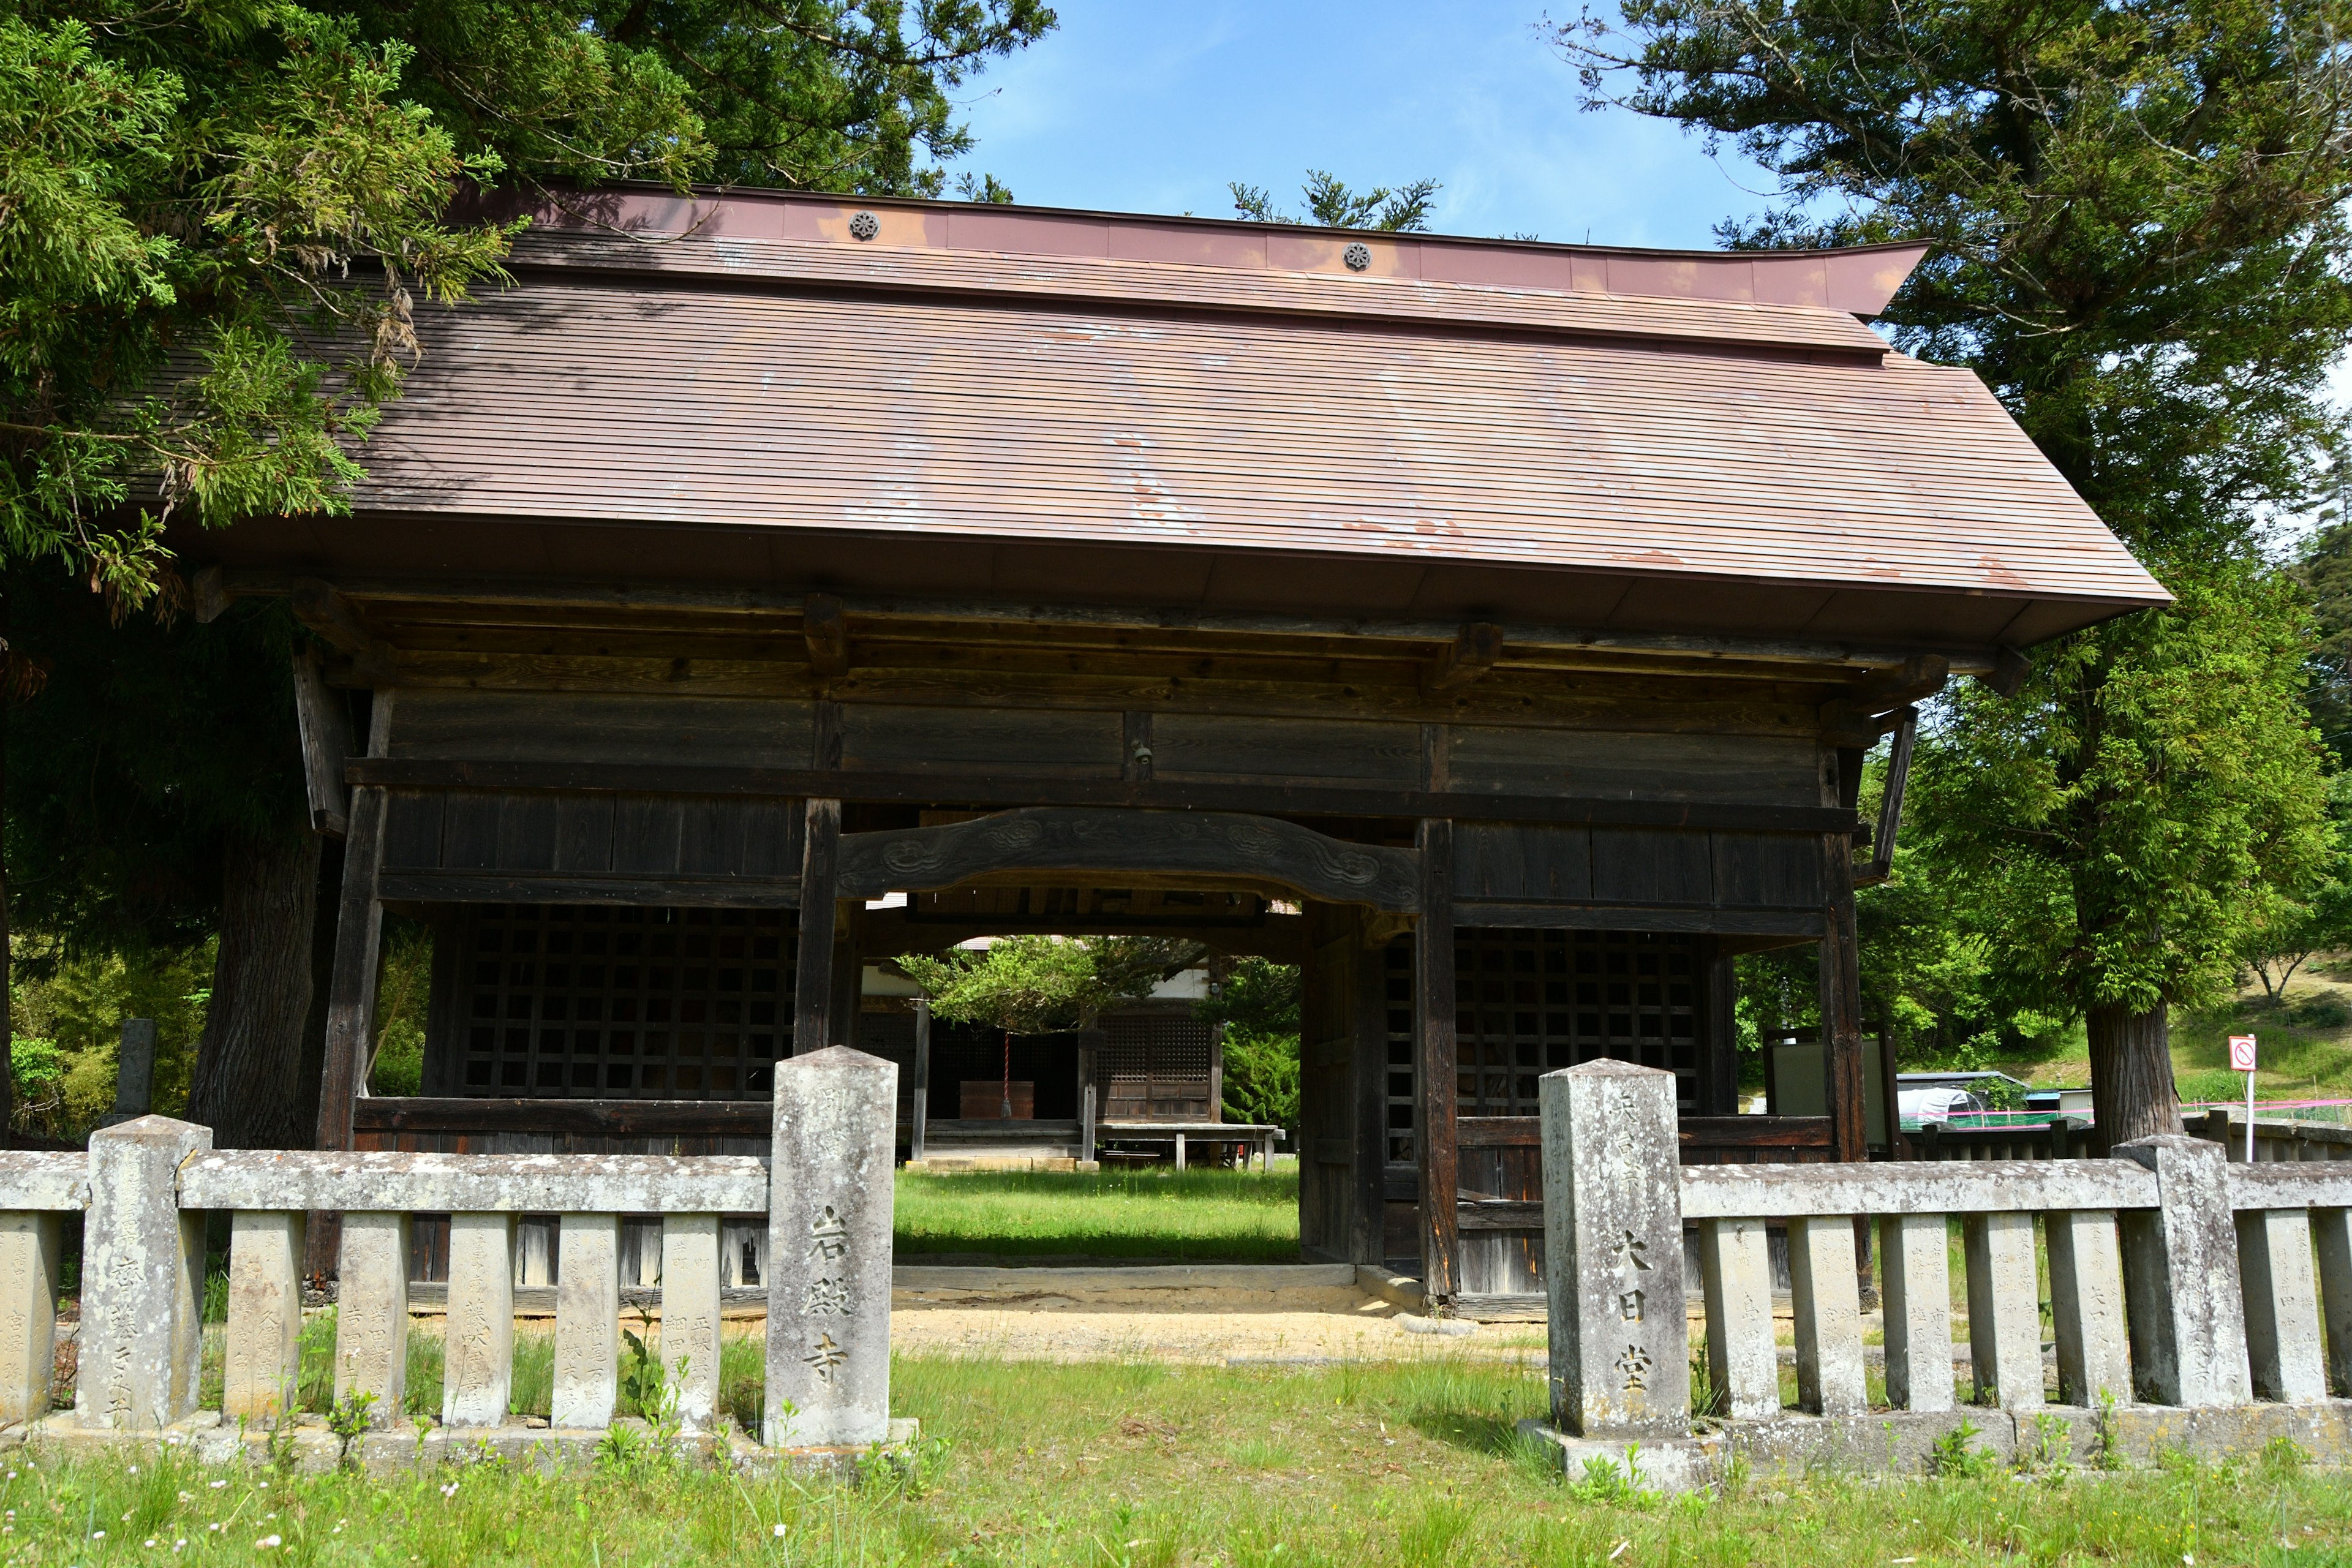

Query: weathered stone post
[1539,1060,1688,1439]
[441,1212,515,1428]
[77,1116,209,1430]
[0,1212,62,1425]
[1964,1212,2045,1409]
[1879,1212,1955,1412]
[765,1046,897,1447]
[2117,1134,2253,1407]
[222,1212,306,1422]
[552,1214,619,1430]
[660,1215,723,1434]
[332,1212,411,1423]
[2045,1209,2132,1407]
[2237,1208,2327,1403]
[1695,1217,1777,1420]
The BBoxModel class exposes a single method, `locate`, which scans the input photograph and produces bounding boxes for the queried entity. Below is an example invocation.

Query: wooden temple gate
[181,184,2167,1302]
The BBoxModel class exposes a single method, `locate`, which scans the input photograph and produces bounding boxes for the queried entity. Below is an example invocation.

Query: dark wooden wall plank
[1152,714,1421,786]
[1711,831,1823,909]
[494,793,559,872]
[552,796,616,873]
[840,704,1120,777]
[1452,823,1593,902]
[613,797,685,875]
[1447,728,1822,805]
[1591,827,1716,905]
[443,792,503,872]
[383,791,447,871]
[393,690,816,768]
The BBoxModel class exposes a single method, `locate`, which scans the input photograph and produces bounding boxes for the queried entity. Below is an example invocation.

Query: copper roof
[208,187,2166,650]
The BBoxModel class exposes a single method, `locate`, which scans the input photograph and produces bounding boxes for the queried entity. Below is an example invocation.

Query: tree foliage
[1561,0,2352,1133]
[1,0,1052,608]
[1228,169,1441,231]
[1195,957,1301,1131]
[895,937,1203,1035]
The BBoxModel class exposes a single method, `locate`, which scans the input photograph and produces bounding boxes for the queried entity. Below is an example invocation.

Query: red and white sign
[2228,1034,2259,1072]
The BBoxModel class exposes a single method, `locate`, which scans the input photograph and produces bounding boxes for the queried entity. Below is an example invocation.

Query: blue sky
[952,1,1788,250]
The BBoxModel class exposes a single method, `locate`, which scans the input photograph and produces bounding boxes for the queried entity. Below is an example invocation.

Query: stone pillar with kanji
[1540,1058,1690,1438]
[764,1046,898,1446]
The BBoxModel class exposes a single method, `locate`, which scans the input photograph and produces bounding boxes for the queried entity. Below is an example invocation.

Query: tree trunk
[188,829,322,1148]
[2087,1000,2182,1147]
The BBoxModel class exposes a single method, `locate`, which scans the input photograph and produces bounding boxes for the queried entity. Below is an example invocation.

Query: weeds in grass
[1929,1417,2000,1480]
[2094,1387,2123,1469]
[325,1390,377,1469]
[2018,1412,2074,1479]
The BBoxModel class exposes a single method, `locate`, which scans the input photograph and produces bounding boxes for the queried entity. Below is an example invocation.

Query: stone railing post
[0,1212,63,1425]
[2117,1134,2253,1406]
[1539,1059,1688,1439]
[766,1046,897,1447]
[222,1212,306,1422]
[661,1215,723,1433]
[442,1212,515,1428]
[552,1214,619,1430]
[333,1212,411,1423]
[77,1117,209,1430]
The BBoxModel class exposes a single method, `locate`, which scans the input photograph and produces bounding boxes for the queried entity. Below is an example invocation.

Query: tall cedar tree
[0,0,1050,1142]
[1558,0,2350,1139]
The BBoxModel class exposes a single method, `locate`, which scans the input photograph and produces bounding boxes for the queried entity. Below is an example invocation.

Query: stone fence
[1534,1060,2352,1489]
[0,1047,895,1463]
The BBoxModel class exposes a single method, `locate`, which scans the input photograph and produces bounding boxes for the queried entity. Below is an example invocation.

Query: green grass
[11,1355,2352,1565]
[892,1167,1302,1261]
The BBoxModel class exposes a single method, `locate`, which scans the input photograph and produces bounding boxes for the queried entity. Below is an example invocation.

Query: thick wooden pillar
[307,694,393,1278]
[1416,820,1458,1302]
[794,797,841,1056]
[1350,914,1390,1265]
[1703,939,1740,1116]
[311,785,386,1155]
[1817,833,1867,1163]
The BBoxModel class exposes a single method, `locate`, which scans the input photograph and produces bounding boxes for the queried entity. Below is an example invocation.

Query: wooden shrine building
[186,186,2166,1303]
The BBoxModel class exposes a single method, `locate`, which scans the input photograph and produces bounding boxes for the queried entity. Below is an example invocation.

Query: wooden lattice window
[1454,929,1701,1115]
[1099,1011,1215,1121]
[456,905,794,1099]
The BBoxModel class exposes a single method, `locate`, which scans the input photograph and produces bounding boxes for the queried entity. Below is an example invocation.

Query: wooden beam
[1453,1114,1834,1150]
[1981,646,2032,698]
[1423,622,1503,693]
[910,1000,930,1162]
[804,592,851,677]
[862,908,1305,963]
[1817,833,1868,1163]
[291,646,352,837]
[1703,940,1740,1115]
[290,578,396,685]
[1415,819,1459,1303]
[1855,706,1918,888]
[239,570,2003,676]
[312,785,387,1157]
[793,798,842,1055]
[190,565,232,625]
[347,758,1861,835]
[353,1097,770,1137]
[1819,655,1949,744]
[835,807,1423,911]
